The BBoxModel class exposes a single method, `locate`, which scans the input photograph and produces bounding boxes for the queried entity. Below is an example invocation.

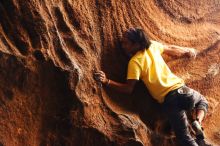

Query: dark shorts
[163,85,209,146]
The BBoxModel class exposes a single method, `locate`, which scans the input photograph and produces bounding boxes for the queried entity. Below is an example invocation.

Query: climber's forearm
[106,79,137,94]
[106,79,132,94]
[164,44,188,56]
[94,71,137,94]
[163,44,197,58]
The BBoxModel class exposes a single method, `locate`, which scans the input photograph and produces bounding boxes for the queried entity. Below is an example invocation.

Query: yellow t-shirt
[127,41,184,103]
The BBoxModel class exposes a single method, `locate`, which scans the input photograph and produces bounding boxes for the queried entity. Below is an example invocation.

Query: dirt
[0,0,220,146]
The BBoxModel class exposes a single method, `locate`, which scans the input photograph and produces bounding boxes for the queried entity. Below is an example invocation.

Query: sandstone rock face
[0,0,220,146]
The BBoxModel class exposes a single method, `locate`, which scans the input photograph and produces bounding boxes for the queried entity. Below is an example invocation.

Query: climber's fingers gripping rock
[185,47,198,59]
[94,71,108,84]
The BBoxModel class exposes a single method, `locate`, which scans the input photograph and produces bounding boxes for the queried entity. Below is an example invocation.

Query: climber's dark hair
[125,28,151,50]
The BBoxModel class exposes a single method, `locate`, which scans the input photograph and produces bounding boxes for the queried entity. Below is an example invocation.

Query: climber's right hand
[94,71,108,85]
[185,47,197,59]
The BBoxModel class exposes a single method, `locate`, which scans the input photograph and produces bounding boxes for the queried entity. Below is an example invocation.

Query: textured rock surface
[0,0,220,146]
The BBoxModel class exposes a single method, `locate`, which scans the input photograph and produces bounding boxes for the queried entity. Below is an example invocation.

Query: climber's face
[121,34,139,58]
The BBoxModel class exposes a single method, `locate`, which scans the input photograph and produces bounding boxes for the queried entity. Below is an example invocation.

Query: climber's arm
[163,43,197,58]
[105,79,137,94]
[94,71,137,94]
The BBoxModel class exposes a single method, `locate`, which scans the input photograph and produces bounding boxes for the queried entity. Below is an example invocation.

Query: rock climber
[94,28,212,146]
